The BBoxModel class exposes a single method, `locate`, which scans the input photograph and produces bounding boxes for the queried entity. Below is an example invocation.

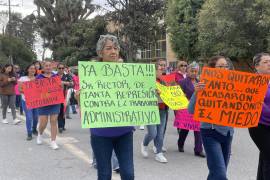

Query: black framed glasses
[179,64,188,67]
[215,65,229,69]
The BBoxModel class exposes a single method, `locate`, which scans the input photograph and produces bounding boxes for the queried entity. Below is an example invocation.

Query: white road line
[18,114,120,180]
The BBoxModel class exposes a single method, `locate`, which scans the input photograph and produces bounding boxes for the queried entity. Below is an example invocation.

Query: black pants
[58,104,65,129]
[249,124,270,180]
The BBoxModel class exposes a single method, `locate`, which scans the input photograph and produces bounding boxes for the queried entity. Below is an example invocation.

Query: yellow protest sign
[156,83,189,110]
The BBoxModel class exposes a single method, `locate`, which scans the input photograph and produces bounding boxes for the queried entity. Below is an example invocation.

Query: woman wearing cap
[188,56,234,180]
[177,62,205,158]
[249,52,270,180]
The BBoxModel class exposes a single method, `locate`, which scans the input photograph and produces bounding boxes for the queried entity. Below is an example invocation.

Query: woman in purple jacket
[249,52,270,180]
[177,62,205,157]
[88,35,134,180]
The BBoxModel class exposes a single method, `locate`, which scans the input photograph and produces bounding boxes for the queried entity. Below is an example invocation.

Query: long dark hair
[25,64,37,76]
[1,64,15,76]
[33,61,42,70]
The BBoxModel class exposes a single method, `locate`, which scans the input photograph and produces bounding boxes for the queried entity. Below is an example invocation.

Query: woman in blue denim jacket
[188,56,234,180]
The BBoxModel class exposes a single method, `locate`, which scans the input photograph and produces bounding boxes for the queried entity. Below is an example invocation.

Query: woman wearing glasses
[175,60,188,83]
[141,58,169,163]
[248,53,270,180]
[177,62,205,158]
[188,56,234,180]
[56,63,73,133]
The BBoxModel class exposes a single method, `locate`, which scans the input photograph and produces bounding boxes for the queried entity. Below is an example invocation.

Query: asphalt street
[0,110,258,180]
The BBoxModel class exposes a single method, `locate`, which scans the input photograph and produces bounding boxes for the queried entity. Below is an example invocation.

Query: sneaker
[153,146,157,154]
[139,125,144,130]
[141,143,148,158]
[37,134,43,145]
[155,153,168,163]
[51,141,59,150]
[7,109,11,113]
[26,134,32,141]
[13,119,21,125]
[153,146,167,154]
[66,116,72,119]
[2,119,8,124]
[162,147,167,152]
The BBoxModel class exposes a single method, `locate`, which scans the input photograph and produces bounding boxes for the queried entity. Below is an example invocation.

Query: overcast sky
[0,0,109,60]
[0,0,108,17]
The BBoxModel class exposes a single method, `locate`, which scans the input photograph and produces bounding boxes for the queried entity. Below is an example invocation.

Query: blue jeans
[91,132,134,180]
[21,100,38,135]
[143,109,168,153]
[91,150,119,170]
[201,129,233,180]
[71,105,77,113]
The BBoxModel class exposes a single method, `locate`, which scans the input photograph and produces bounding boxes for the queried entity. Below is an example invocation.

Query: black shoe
[178,147,184,152]
[66,116,72,119]
[32,129,38,136]
[195,152,206,158]
[113,168,120,174]
[26,134,32,141]
[59,128,63,133]
[73,111,77,114]
[178,143,184,152]
[63,127,66,131]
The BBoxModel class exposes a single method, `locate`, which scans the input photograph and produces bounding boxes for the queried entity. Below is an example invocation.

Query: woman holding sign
[86,35,134,180]
[141,58,169,163]
[18,64,39,140]
[36,61,61,150]
[177,62,205,158]
[188,56,234,180]
[248,53,270,180]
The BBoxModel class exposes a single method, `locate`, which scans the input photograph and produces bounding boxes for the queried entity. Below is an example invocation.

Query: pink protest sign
[174,109,200,131]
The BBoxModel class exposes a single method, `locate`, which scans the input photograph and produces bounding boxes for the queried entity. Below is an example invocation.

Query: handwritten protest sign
[79,61,160,128]
[22,76,64,109]
[156,83,189,110]
[194,67,270,128]
[160,74,176,85]
[174,109,200,131]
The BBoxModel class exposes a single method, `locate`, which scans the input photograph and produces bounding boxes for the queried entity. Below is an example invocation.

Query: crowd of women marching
[0,34,269,180]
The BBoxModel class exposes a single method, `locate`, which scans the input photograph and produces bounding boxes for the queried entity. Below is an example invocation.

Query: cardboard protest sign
[79,61,160,128]
[174,109,200,131]
[156,82,189,110]
[160,74,176,85]
[194,67,270,128]
[22,76,64,109]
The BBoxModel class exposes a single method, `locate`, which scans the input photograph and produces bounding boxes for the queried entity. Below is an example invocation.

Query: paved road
[0,110,258,180]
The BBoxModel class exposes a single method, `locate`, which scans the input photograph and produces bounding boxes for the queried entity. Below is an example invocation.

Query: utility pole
[0,0,21,64]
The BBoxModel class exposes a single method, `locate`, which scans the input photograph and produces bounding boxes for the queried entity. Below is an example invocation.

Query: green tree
[166,0,204,60]
[34,0,99,60]
[61,16,108,66]
[106,0,165,60]
[5,13,36,49]
[197,0,270,60]
[0,35,36,68]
